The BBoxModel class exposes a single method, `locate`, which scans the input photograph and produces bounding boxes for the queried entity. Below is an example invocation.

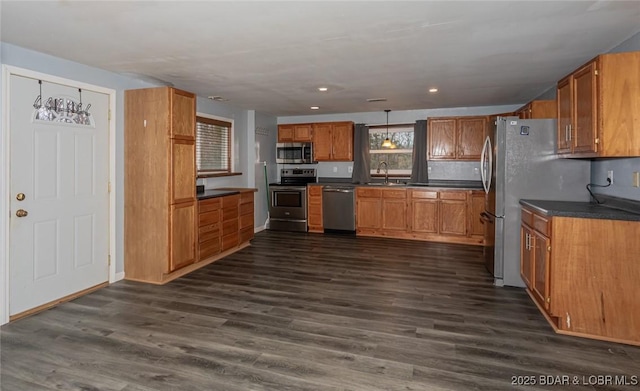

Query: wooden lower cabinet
[199,190,255,261]
[382,190,407,232]
[221,194,240,251]
[469,191,485,237]
[356,188,382,234]
[356,187,483,245]
[198,198,221,260]
[239,192,255,243]
[307,185,323,233]
[438,192,467,236]
[169,201,197,272]
[520,206,640,346]
[410,192,438,234]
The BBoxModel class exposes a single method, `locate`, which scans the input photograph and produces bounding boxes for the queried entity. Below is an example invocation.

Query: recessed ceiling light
[366,98,387,102]
[310,106,320,110]
[428,88,439,93]
[318,87,328,92]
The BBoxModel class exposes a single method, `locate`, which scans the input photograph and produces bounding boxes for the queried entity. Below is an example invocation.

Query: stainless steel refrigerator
[480,117,590,288]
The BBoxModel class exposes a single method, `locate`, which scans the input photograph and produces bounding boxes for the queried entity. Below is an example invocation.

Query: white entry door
[9,74,109,316]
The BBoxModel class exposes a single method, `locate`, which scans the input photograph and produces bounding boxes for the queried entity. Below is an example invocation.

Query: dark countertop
[520,199,640,221]
[310,180,483,190]
[197,189,240,200]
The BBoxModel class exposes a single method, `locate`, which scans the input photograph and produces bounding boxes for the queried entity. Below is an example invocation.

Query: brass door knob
[16,209,28,217]
[16,193,25,201]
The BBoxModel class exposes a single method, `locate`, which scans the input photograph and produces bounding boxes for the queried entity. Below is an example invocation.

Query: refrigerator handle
[480,136,492,194]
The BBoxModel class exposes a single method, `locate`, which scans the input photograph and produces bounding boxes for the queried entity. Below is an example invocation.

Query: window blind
[196,116,231,172]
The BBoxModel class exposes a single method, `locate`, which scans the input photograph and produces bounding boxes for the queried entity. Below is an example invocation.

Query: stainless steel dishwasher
[322,186,356,233]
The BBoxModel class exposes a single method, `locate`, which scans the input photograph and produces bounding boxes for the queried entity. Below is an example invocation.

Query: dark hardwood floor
[2,231,639,390]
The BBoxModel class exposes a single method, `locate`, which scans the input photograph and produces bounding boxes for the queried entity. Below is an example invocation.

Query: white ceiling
[1,1,639,117]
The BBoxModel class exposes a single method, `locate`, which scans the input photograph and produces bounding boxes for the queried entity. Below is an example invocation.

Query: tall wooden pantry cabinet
[124,87,197,284]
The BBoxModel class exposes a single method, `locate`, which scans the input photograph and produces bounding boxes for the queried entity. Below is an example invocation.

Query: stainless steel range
[268,169,316,232]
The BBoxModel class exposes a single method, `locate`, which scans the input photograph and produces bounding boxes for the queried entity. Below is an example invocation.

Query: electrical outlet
[348,166,353,174]
[332,166,338,173]
[607,170,614,184]
[633,172,640,188]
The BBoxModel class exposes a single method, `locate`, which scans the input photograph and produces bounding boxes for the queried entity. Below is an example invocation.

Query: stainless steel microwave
[276,143,314,164]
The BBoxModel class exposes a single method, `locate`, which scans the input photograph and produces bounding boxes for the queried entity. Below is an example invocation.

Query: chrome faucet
[377,161,389,184]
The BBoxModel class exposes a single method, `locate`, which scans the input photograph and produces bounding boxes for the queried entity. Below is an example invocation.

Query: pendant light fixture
[381,109,392,148]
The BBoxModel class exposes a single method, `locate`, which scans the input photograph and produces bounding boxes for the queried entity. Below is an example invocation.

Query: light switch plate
[633,172,640,187]
[348,166,353,173]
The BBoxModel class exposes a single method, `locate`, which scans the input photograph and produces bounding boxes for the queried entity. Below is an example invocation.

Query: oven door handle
[271,187,307,192]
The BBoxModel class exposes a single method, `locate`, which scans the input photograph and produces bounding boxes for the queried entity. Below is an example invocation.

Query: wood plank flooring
[2,231,639,390]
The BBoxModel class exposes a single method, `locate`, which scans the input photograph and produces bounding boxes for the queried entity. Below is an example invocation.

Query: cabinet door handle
[568,124,572,141]
[565,125,569,142]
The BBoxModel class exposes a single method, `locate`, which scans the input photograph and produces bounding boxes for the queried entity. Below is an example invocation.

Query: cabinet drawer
[222,194,240,208]
[199,222,219,236]
[199,239,221,260]
[410,190,438,199]
[199,228,220,243]
[239,227,254,243]
[222,219,239,236]
[239,202,253,216]
[240,192,254,204]
[199,198,221,213]
[308,186,323,196]
[533,214,551,236]
[239,213,253,229]
[357,188,381,198]
[521,208,533,226]
[199,210,220,226]
[222,232,239,251]
[222,206,239,221]
[382,189,407,199]
[440,191,467,200]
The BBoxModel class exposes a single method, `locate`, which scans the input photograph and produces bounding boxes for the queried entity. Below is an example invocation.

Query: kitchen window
[369,124,414,175]
[196,115,232,176]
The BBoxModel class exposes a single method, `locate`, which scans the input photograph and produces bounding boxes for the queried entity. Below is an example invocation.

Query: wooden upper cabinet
[312,123,333,161]
[557,77,572,154]
[457,117,486,160]
[428,116,486,161]
[331,122,354,161]
[170,88,196,140]
[516,100,557,119]
[427,118,456,159]
[572,61,598,154]
[557,51,640,157]
[313,122,354,161]
[278,124,313,142]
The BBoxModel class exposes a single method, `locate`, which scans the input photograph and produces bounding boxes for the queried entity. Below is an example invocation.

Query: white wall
[0,42,259,275]
[254,111,278,230]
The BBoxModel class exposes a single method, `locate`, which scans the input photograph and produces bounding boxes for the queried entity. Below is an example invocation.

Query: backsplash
[315,161,481,181]
[428,161,481,181]
[591,158,640,201]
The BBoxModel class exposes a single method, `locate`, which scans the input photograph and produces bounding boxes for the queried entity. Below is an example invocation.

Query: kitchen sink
[365,182,407,186]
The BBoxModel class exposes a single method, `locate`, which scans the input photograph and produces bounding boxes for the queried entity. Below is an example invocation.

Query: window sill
[197,172,242,179]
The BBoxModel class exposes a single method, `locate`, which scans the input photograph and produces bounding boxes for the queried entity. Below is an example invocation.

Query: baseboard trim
[114,272,125,282]
[254,225,266,233]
